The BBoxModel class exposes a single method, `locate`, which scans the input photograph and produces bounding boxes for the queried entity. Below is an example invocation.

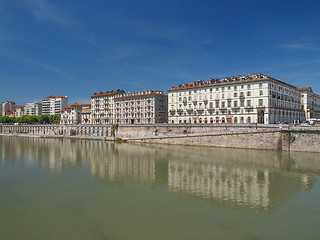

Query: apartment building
[81,104,91,124]
[14,106,25,118]
[25,102,42,116]
[91,90,125,124]
[0,101,15,117]
[168,74,305,124]
[298,87,320,120]
[42,96,68,115]
[114,90,168,124]
[60,103,91,124]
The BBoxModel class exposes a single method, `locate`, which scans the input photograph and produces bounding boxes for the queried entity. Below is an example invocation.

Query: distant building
[298,87,320,120]
[91,90,125,124]
[168,74,305,124]
[60,103,91,124]
[25,102,42,116]
[114,90,168,124]
[42,96,68,115]
[14,106,25,118]
[5,111,14,117]
[1,101,15,117]
[81,104,91,124]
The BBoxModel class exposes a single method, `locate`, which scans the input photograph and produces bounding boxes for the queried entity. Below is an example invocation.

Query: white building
[60,103,91,124]
[42,96,68,115]
[25,102,42,116]
[114,90,168,124]
[298,87,320,121]
[168,74,305,124]
[91,90,125,124]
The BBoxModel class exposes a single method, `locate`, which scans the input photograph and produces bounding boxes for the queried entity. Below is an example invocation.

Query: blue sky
[0,0,319,105]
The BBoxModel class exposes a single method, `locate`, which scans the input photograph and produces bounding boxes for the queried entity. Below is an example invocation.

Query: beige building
[42,95,68,115]
[60,103,91,124]
[26,102,42,116]
[81,104,91,124]
[114,90,168,124]
[91,90,125,124]
[298,87,320,120]
[168,74,305,124]
[14,106,25,118]
[1,101,15,117]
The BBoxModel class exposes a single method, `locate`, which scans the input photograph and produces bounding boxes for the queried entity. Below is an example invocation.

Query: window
[260,90,263,96]
[215,100,219,108]
[234,92,238,97]
[259,99,263,106]
[234,101,238,107]
[247,91,251,96]
[247,100,251,107]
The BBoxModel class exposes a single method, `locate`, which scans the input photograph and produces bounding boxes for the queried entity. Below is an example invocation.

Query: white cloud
[25,0,72,25]
[281,43,320,51]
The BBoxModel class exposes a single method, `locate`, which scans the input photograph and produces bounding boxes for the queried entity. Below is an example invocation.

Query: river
[1,136,320,240]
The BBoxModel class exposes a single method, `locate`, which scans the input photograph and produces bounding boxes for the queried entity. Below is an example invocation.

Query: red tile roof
[45,95,67,99]
[168,73,298,91]
[91,90,125,98]
[15,105,25,108]
[298,87,313,92]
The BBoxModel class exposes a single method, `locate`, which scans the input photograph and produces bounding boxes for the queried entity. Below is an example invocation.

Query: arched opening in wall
[222,117,225,123]
[184,119,187,124]
[204,118,208,123]
[258,110,265,124]
[199,118,202,124]
[240,117,244,123]
[183,130,188,134]
[131,119,134,124]
[216,117,219,123]
[210,118,213,123]
[154,130,159,136]
[189,118,192,123]
[194,119,197,123]
[234,117,238,123]
[172,120,174,124]
[247,117,251,123]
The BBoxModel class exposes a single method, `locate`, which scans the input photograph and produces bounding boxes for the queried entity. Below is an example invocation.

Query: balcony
[256,105,265,109]
[219,107,227,110]
[207,108,215,111]
[245,106,253,109]
[232,107,240,110]
[177,109,183,112]
[169,109,176,113]
[186,108,194,112]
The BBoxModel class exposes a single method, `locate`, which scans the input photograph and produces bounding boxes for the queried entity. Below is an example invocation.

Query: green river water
[1,136,320,240]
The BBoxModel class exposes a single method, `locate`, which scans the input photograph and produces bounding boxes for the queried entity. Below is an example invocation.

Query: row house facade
[168,74,305,124]
[25,102,42,116]
[91,90,125,124]
[60,103,91,124]
[42,95,68,115]
[114,90,168,124]
[298,87,320,120]
[14,106,25,118]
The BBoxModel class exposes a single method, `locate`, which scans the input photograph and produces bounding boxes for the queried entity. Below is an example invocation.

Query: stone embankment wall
[127,130,320,153]
[0,124,319,152]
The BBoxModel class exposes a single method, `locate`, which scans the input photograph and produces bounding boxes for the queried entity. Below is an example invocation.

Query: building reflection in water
[1,136,320,212]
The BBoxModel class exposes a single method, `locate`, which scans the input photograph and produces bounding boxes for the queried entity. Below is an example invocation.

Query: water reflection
[1,136,320,212]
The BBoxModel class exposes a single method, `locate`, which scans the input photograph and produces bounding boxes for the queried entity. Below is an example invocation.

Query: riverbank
[1,128,319,153]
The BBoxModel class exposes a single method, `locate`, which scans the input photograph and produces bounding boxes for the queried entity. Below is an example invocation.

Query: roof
[168,73,298,91]
[15,105,25,108]
[6,111,14,114]
[91,89,125,98]
[298,87,313,92]
[44,95,67,99]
